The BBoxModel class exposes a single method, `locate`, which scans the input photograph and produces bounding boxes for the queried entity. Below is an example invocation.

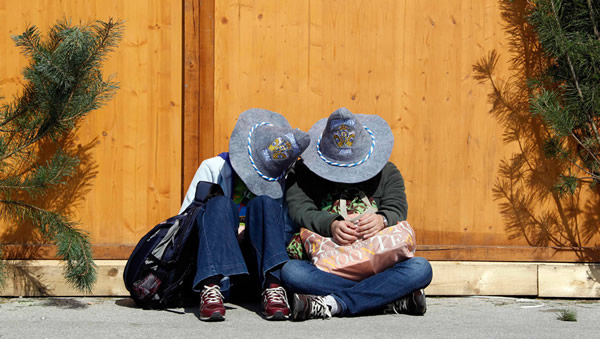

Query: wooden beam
[417,245,600,262]
[2,260,128,296]
[426,261,538,296]
[182,0,215,199]
[197,0,215,164]
[538,263,600,298]
[3,244,599,262]
[1,244,135,260]
[2,260,598,298]
[183,0,202,198]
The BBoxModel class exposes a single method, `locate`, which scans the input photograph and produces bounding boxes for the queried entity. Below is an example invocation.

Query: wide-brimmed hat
[302,107,394,183]
[229,108,310,198]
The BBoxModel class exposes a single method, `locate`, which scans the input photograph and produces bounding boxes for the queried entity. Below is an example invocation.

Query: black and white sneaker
[291,294,332,321]
[384,289,427,315]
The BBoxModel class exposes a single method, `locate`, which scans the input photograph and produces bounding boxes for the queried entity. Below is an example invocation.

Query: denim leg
[192,195,248,294]
[281,259,357,295]
[282,200,299,246]
[245,195,290,288]
[281,257,433,316]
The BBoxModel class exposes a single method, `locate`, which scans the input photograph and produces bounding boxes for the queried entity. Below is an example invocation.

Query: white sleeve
[179,159,218,214]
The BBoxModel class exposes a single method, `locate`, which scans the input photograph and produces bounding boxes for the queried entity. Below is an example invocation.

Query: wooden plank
[198,0,216,166]
[1,244,135,260]
[183,0,203,196]
[538,264,600,298]
[2,260,127,296]
[417,245,600,263]
[426,261,538,296]
[3,260,599,298]
[3,243,598,262]
[183,0,214,197]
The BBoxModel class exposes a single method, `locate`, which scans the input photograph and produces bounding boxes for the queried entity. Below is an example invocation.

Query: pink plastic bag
[300,221,416,281]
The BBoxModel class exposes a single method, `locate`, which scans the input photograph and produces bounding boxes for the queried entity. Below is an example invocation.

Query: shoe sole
[200,311,225,322]
[291,294,305,321]
[414,291,427,315]
[384,290,427,316]
[263,310,290,321]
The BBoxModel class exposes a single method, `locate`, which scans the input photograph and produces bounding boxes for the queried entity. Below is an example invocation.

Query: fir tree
[0,18,124,292]
[528,0,600,194]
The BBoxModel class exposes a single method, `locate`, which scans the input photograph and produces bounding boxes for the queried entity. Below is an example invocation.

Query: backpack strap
[181,181,225,215]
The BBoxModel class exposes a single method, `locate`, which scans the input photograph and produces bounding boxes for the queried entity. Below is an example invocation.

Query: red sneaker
[261,284,290,320]
[199,284,226,321]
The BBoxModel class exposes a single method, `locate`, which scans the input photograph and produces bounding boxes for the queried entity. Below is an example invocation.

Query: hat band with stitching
[316,125,376,168]
[247,122,286,182]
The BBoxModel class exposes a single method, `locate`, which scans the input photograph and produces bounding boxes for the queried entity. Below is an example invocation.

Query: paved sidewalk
[1,296,599,338]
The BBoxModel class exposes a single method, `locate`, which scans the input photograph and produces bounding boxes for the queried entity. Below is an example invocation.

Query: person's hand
[355,213,386,240]
[331,219,359,245]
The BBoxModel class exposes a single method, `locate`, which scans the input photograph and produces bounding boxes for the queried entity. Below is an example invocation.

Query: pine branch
[0,129,48,161]
[0,18,122,292]
[0,150,78,196]
[56,226,97,292]
[586,0,600,40]
[561,150,600,181]
[0,85,36,129]
[549,0,600,145]
[0,199,97,291]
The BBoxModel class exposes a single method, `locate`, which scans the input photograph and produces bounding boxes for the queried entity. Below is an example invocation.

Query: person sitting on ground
[180,108,309,321]
[281,107,433,320]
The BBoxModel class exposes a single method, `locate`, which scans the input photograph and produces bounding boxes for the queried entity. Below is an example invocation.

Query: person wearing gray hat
[281,107,433,320]
[179,108,310,322]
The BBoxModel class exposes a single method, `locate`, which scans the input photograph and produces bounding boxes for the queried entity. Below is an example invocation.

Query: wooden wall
[1,0,598,262]
[205,0,600,261]
[0,0,182,258]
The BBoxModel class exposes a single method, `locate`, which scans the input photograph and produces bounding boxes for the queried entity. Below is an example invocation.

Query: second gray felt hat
[229,108,310,198]
[301,107,394,183]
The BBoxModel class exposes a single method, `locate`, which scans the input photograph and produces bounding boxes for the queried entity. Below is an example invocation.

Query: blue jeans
[192,195,290,296]
[281,257,433,316]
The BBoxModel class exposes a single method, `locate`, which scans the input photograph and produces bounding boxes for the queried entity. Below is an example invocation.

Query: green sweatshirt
[285,160,408,237]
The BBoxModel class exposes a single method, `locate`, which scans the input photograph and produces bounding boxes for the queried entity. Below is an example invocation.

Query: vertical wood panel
[198,0,216,166]
[183,0,201,195]
[183,0,215,195]
[0,0,182,254]
[214,0,310,152]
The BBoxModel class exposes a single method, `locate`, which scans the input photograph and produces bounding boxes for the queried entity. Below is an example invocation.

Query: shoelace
[391,297,409,314]
[201,285,224,305]
[310,296,332,319]
[264,287,290,307]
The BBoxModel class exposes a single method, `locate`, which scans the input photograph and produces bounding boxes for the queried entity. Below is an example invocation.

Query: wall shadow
[0,129,98,294]
[473,0,600,262]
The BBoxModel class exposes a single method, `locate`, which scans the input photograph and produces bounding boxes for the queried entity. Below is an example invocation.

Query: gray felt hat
[229,108,310,199]
[302,107,394,183]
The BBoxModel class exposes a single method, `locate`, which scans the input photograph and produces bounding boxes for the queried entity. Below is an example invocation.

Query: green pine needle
[527,0,600,193]
[55,226,97,293]
[554,175,579,195]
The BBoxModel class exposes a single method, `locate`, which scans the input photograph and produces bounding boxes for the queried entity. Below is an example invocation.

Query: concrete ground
[1,296,599,338]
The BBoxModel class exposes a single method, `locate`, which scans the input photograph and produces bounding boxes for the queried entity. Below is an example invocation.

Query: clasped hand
[330,213,386,245]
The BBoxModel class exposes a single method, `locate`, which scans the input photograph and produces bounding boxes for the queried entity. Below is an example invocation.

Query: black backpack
[123,181,224,309]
